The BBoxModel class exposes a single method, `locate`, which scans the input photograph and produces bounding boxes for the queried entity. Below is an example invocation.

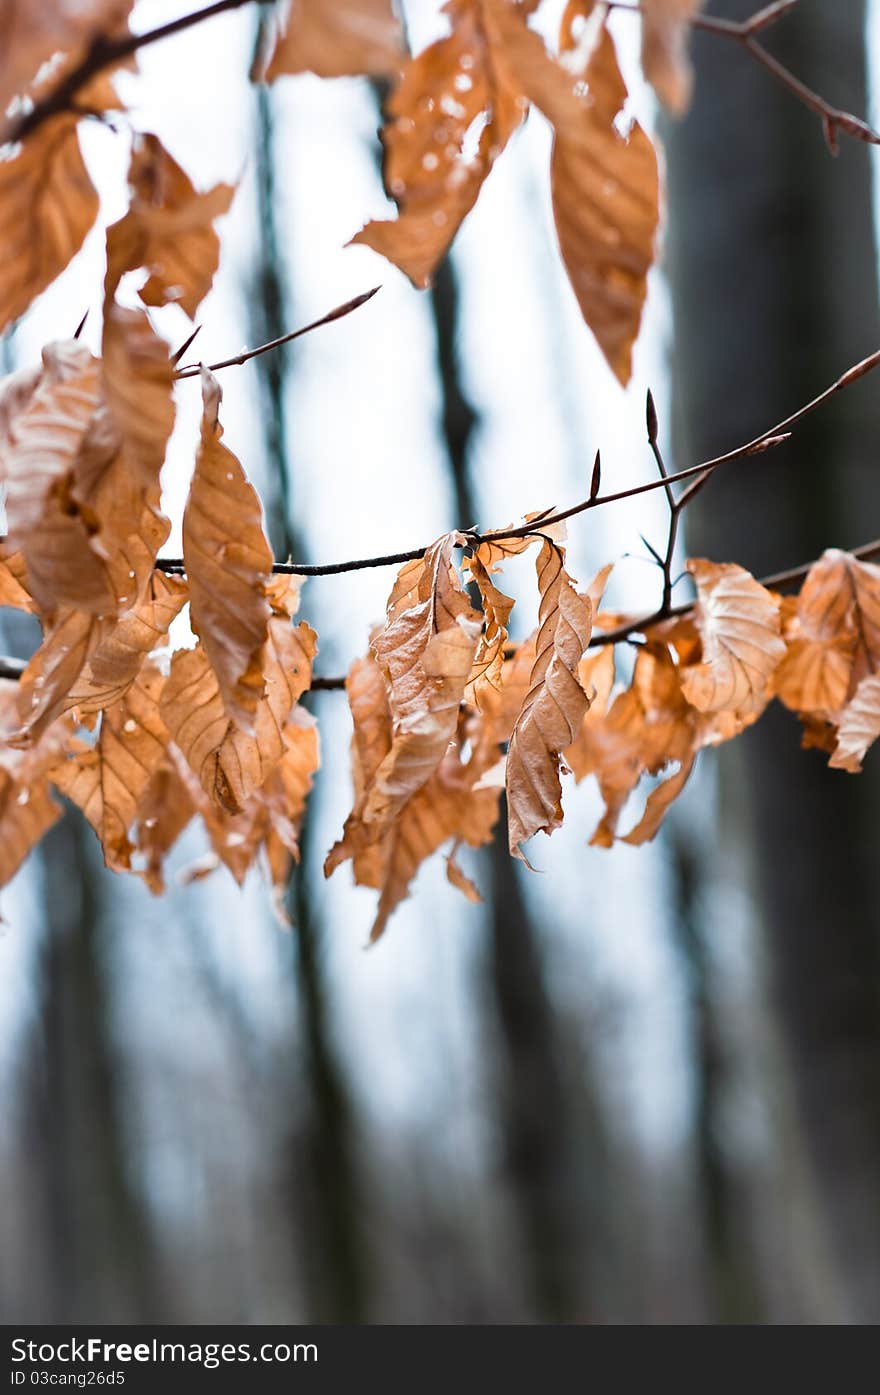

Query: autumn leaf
[183,370,273,733]
[362,534,481,833]
[0,117,99,334]
[0,545,35,613]
[0,680,79,886]
[829,673,880,773]
[13,609,100,742]
[102,299,176,490]
[0,2,132,137]
[680,559,785,717]
[774,549,859,719]
[351,0,527,288]
[326,652,500,940]
[640,0,703,114]
[51,661,169,871]
[495,0,660,385]
[126,755,197,895]
[506,539,592,858]
[105,133,235,318]
[257,0,403,81]
[1,341,108,611]
[161,617,317,812]
[69,571,188,713]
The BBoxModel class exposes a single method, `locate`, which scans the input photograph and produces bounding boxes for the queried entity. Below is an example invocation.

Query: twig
[174,288,381,380]
[5,538,880,692]
[90,344,880,578]
[603,0,880,152]
[2,0,267,146]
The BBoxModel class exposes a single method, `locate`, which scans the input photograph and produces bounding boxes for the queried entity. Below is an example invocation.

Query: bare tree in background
[666,0,880,1323]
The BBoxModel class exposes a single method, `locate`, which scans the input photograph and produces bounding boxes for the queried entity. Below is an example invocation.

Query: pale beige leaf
[0,118,98,332]
[506,539,592,857]
[0,361,42,453]
[106,133,234,317]
[493,0,660,384]
[829,673,880,774]
[640,0,703,114]
[680,559,785,716]
[258,0,403,80]
[51,661,168,870]
[364,534,481,832]
[183,369,273,732]
[351,0,526,288]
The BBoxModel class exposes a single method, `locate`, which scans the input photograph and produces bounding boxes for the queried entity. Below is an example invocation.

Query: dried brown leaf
[0,118,98,333]
[51,661,168,870]
[640,0,703,114]
[506,539,592,857]
[363,534,481,832]
[106,133,235,318]
[161,617,317,813]
[680,559,785,717]
[183,370,273,733]
[258,0,403,80]
[829,673,880,773]
[493,0,660,384]
[351,0,526,288]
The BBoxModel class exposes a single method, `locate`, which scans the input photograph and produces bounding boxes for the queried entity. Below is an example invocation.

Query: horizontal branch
[6,538,880,693]
[147,345,880,577]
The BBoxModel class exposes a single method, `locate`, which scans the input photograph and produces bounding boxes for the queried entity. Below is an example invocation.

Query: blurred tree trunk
[251,75,368,1322]
[431,257,602,1322]
[665,0,880,1321]
[28,815,160,1321]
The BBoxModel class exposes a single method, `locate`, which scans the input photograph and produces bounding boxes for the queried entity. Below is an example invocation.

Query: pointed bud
[589,450,601,501]
[645,389,659,444]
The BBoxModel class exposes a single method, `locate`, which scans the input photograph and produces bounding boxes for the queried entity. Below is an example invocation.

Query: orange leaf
[774,549,859,719]
[0,118,99,333]
[257,0,403,80]
[105,133,235,318]
[496,0,660,384]
[351,0,526,288]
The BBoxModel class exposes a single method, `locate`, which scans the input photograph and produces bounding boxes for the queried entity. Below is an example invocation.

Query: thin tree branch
[174,288,381,380]
[603,0,880,152]
[6,538,880,691]
[2,0,267,146]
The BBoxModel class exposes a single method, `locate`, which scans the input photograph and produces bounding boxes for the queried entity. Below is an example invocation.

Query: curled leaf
[183,370,273,733]
[506,539,592,858]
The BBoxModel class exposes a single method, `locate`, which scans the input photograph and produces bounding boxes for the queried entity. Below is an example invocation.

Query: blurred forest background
[2,0,880,1324]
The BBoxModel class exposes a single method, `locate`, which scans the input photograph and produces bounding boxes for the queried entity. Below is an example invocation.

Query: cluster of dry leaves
[2,0,878,938]
[1,0,707,384]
